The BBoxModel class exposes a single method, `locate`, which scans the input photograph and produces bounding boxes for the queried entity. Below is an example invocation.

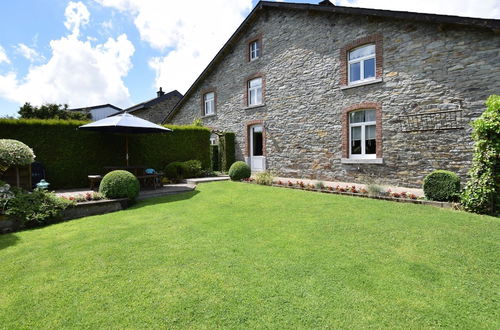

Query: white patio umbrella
[78,113,172,166]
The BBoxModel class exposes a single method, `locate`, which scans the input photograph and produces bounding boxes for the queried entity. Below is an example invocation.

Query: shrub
[0,180,14,214]
[366,184,383,196]
[423,170,461,202]
[255,171,274,185]
[0,139,35,173]
[315,181,325,189]
[461,95,500,215]
[164,162,184,182]
[5,189,73,225]
[210,145,220,171]
[182,160,203,178]
[228,161,251,181]
[220,132,235,172]
[99,170,140,200]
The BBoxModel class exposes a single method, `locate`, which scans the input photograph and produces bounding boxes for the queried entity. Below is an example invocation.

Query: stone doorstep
[185,176,230,184]
[273,176,424,197]
[265,183,458,209]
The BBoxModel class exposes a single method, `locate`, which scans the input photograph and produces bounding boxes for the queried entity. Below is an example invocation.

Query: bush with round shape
[99,170,140,200]
[423,170,461,202]
[228,161,251,181]
[164,162,184,182]
[0,139,35,173]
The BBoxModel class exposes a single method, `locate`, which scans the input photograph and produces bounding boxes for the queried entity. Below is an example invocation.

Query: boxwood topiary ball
[99,170,140,200]
[228,161,251,181]
[423,170,461,202]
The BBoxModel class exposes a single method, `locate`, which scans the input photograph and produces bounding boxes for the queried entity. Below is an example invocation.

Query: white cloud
[0,45,10,64]
[14,43,43,63]
[0,1,134,109]
[94,0,253,93]
[64,1,90,37]
[336,0,500,19]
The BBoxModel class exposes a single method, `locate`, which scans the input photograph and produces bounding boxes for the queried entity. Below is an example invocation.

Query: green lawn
[0,182,498,329]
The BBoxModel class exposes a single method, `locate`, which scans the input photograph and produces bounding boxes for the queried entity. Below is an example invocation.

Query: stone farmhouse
[164,0,500,187]
[113,88,182,124]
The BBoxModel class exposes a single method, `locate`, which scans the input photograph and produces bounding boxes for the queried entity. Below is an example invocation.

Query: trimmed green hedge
[220,132,235,172]
[210,145,219,171]
[0,119,210,188]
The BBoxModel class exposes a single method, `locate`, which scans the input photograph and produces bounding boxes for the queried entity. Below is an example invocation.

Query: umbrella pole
[126,135,129,167]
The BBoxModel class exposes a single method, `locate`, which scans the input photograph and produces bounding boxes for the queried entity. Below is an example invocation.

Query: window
[209,133,218,145]
[349,109,376,158]
[248,78,262,106]
[348,44,375,84]
[203,92,215,116]
[249,40,260,61]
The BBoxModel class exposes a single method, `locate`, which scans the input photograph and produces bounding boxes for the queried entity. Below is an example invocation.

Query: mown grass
[0,181,498,329]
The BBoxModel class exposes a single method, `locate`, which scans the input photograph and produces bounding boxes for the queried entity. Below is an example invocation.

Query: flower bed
[245,179,459,209]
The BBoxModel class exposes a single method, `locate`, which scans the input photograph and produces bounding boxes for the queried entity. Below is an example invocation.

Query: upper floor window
[209,133,218,145]
[348,44,375,84]
[249,40,260,61]
[349,109,376,158]
[203,92,215,116]
[248,78,262,106]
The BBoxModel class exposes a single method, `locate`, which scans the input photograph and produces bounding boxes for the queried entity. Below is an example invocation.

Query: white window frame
[248,78,263,106]
[249,40,260,61]
[348,44,376,85]
[204,92,215,116]
[349,110,376,159]
[209,134,218,145]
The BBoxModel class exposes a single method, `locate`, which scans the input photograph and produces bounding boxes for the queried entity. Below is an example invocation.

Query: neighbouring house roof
[112,90,183,117]
[69,104,122,112]
[162,0,500,123]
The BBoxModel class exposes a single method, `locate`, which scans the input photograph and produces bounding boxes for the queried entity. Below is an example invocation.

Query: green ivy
[461,95,500,215]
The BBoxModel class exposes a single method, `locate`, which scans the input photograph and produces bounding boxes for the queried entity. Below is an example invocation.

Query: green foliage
[255,171,274,185]
[228,161,251,181]
[423,170,461,202]
[164,160,203,182]
[192,118,203,127]
[0,139,35,173]
[315,181,325,189]
[5,188,73,225]
[18,102,91,121]
[99,170,140,200]
[0,180,14,213]
[220,132,235,172]
[0,119,210,188]
[366,184,383,196]
[461,95,500,214]
[210,145,220,171]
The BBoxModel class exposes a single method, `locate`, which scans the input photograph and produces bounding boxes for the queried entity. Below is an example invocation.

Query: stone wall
[132,94,182,124]
[169,7,500,188]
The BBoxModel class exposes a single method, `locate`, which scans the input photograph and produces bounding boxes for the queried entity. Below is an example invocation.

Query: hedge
[210,145,220,171]
[220,132,235,172]
[0,119,210,188]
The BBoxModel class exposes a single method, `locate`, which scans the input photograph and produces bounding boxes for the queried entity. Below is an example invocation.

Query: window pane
[350,111,365,123]
[365,110,376,122]
[351,126,361,154]
[349,62,360,82]
[349,44,375,60]
[249,90,256,105]
[256,87,262,104]
[365,137,376,154]
[249,78,262,88]
[366,125,376,140]
[363,58,375,79]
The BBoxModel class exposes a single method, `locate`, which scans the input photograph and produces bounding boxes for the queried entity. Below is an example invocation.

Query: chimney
[319,0,334,6]
[157,87,165,97]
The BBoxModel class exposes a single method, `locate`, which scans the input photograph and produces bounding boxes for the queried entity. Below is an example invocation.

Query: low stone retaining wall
[244,181,459,210]
[0,198,129,234]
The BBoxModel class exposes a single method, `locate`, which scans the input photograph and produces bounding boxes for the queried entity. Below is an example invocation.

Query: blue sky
[0,0,498,117]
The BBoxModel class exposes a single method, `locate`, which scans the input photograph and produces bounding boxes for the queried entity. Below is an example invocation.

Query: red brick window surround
[246,34,262,62]
[340,34,383,86]
[200,89,216,117]
[342,102,382,159]
[244,119,266,157]
[244,73,265,107]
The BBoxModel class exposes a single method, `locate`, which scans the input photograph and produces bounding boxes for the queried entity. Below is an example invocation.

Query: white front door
[249,124,265,172]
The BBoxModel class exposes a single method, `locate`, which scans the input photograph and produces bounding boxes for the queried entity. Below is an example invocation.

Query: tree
[18,103,91,121]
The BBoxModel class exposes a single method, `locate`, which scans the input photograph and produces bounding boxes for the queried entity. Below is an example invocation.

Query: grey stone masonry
[132,93,182,124]
[168,5,500,188]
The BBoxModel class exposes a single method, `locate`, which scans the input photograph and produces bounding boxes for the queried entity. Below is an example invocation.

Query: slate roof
[111,90,183,117]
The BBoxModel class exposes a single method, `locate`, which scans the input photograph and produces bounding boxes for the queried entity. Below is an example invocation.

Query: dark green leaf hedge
[0,119,210,189]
